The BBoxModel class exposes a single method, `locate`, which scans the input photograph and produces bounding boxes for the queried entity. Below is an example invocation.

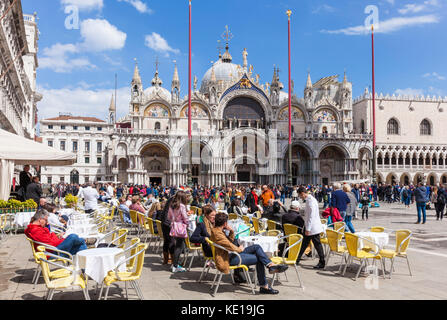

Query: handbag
[168,208,188,238]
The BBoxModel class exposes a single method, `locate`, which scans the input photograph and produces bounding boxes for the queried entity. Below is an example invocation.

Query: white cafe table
[239,235,279,257]
[75,247,126,288]
[13,211,35,228]
[356,231,389,251]
[67,224,98,235]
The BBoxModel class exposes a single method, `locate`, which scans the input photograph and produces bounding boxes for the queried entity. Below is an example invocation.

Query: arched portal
[400,173,410,186]
[319,146,347,185]
[70,170,79,185]
[223,97,265,129]
[141,144,170,186]
[118,158,128,184]
[285,144,312,185]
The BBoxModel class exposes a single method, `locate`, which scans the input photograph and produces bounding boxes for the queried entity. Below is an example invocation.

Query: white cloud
[79,19,127,52]
[117,0,153,13]
[322,14,439,35]
[39,43,96,73]
[61,0,103,11]
[394,88,425,97]
[145,32,180,57]
[398,0,439,14]
[312,4,336,14]
[38,85,130,120]
[385,0,395,5]
[423,72,446,80]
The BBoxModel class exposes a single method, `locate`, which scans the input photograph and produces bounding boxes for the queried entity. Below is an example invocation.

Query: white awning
[0,128,77,166]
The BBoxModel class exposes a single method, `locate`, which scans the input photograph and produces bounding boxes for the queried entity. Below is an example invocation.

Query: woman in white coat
[295,187,326,269]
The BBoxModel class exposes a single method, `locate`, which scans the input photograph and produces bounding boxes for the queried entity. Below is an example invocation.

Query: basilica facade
[106,44,373,186]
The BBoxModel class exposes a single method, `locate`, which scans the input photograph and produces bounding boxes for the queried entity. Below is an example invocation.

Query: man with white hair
[280,200,304,234]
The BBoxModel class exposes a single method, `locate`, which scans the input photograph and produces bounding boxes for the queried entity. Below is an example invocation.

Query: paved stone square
[1,202,447,300]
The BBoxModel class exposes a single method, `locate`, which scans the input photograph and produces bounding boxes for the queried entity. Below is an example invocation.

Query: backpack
[403,189,408,198]
[438,192,446,205]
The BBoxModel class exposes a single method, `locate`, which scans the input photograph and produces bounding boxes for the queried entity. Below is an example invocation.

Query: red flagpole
[288,11,292,145]
[287,10,292,185]
[371,24,377,182]
[188,0,192,140]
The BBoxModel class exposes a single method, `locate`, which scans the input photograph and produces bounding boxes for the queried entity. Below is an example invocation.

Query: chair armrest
[356,235,380,256]
[113,247,146,280]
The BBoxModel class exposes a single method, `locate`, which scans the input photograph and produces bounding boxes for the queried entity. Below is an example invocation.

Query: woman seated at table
[25,210,96,256]
[129,196,147,215]
[210,213,288,295]
[190,205,215,257]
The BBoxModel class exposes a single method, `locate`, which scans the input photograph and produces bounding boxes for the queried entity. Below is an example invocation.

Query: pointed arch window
[387,118,399,135]
[420,119,431,135]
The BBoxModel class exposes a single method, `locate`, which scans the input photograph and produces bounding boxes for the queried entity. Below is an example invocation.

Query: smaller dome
[144,86,171,102]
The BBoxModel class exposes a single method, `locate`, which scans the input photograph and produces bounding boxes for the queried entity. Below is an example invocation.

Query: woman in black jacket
[190,204,215,258]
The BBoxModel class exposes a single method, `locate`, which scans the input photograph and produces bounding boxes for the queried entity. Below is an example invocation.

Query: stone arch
[318,145,349,184]
[140,142,171,185]
[386,172,398,185]
[441,173,447,185]
[413,172,425,185]
[426,173,438,186]
[313,105,340,122]
[218,90,271,121]
[400,172,411,186]
[276,104,307,122]
[179,102,211,120]
[118,158,128,184]
[143,102,172,118]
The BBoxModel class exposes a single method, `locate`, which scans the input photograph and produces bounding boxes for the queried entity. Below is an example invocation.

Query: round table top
[77,247,123,258]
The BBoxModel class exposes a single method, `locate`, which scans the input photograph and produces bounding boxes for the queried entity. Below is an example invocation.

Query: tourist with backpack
[435,185,447,221]
[360,192,370,220]
[402,186,411,208]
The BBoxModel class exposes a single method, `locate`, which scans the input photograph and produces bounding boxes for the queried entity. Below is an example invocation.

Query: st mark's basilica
[105,37,373,186]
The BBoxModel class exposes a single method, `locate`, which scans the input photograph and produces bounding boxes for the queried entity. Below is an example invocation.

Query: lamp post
[287,10,293,186]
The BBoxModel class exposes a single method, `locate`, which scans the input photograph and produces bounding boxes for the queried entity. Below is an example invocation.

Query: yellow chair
[129,210,139,234]
[228,213,238,220]
[242,215,250,225]
[254,211,262,219]
[154,220,164,254]
[122,238,141,271]
[324,229,348,273]
[118,209,124,225]
[26,238,72,288]
[267,220,279,231]
[379,229,412,279]
[267,230,281,237]
[370,226,385,233]
[270,234,304,290]
[190,206,198,215]
[109,228,129,249]
[197,242,215,283]
[145,217,160,251]
[205,239,255,297]
[100,243,148,300]
[342,232,385,281]
[283,224,299,236]
[196,208,202,217]
[252,217,267,235]
[35,251,90,300]
[320,219,328,225]
[183,234,203,271]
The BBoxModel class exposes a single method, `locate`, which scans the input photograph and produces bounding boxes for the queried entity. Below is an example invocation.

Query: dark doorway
[70,170,79,184]
[150,177,162,185]
[238,171,250,182]
[322,178,329,186]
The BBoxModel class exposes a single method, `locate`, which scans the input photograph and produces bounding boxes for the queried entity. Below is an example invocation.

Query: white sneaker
[173,265,186,273]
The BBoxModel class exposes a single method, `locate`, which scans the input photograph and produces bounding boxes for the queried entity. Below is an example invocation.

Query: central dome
[200,59,240,93]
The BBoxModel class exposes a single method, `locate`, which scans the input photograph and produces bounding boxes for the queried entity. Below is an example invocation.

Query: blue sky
[22,0,447,121]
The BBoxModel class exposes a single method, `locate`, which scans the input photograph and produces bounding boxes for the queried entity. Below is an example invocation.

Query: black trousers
[436,202,445,220]
[162,223,175,255]
[362,207,369,219]
[297,234,325,265]
[172,237,185,267]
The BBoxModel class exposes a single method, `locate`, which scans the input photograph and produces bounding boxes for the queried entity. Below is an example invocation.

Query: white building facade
[0,1,41,138]
[353,90,447,186]
[106,44,372,186]
[39,114,112,184]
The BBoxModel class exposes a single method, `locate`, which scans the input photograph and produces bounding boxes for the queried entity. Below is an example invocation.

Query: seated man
[210,213,288,295]
[25,210,95,256]
[118,197,132,224]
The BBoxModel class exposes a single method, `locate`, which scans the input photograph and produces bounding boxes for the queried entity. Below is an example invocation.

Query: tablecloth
[239,236,279,257]
[13,211,35,228]
[75,248,126,284]
[67,224,98,235]
[356,232,389,251]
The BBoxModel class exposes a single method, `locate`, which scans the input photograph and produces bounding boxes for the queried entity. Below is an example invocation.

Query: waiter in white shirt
[78,183,99,214]
[106,183,115,199]
[296,186,326,269]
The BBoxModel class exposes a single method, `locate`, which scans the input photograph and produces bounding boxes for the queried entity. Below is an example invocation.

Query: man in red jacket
[25,210,91,255]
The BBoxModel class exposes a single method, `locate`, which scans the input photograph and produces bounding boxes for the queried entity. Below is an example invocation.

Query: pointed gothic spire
[306,72,312,89]
[132,58,142,86]
[109,94,116,111]
[172,62,180,86]
[342,70,348,89]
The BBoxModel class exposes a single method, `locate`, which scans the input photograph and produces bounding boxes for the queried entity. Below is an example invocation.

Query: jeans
[416,202,426,223]
[344,215,355,233]
[229,244,271,287]
[57,234,87,256]
[339,211,347,220]
[280,195,285,204]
